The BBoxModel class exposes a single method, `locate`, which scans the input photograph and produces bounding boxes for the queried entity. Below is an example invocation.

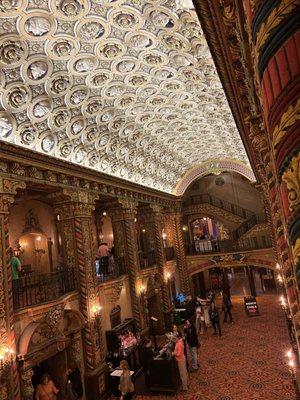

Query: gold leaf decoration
[282,153,300,212]
[273,98,300,148]
[256,0,298,52]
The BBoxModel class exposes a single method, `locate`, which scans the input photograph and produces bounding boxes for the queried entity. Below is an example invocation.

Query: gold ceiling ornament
[0,0,250,193]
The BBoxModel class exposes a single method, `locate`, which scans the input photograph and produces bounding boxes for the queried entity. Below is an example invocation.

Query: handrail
[13,267,77,310]
[232,213,267,240]
[185,235,272,255]
[97,256,127,283]
[183,193,254,219]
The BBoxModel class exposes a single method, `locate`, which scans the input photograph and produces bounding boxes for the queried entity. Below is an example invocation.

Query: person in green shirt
[9,248,22,308]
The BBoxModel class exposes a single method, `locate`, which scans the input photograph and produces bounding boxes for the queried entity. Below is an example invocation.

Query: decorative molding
[282,153,300,212]
[173,158,255,196]
[273,98,300,148]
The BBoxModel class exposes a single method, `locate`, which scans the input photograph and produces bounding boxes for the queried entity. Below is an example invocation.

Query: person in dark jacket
[184,320,199,371]
[140,338,154,386]
[209,302,222,336]
[66,363,83,400]
[222,293,233,323]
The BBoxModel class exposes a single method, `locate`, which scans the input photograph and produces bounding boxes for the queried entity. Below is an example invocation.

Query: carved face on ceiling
[0,0,250,193]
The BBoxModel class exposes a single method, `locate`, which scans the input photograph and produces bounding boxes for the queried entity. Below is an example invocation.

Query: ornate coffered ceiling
[0,0,251,193]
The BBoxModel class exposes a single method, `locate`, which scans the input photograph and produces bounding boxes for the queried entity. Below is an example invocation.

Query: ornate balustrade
[165,246,175,261]
[13,267,77,310]
[182,193,254,219]
[185,236,272,255]
[139,249,156,269]
[97,256,127,283]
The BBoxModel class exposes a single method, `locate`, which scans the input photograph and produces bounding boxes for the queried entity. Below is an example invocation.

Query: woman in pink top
[35,374,59,400]
[172,331,188,391]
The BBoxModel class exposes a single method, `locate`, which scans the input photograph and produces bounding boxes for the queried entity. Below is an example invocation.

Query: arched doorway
[18,308,85,400]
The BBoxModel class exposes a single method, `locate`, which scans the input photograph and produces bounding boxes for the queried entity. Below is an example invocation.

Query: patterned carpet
[135,295,298,400]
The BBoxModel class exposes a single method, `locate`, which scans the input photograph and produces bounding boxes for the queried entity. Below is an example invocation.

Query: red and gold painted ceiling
[0,0,252,193]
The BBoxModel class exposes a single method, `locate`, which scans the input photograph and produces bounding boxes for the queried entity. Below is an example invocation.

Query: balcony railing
[139,250,156,269]
[97,257,127,283]
[13,267,77,310]
[232,213,267,240]
[183,193,254,219]
[185,236,272,255]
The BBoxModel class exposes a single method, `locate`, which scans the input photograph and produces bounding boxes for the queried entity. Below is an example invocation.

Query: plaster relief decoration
[0,0,251,193]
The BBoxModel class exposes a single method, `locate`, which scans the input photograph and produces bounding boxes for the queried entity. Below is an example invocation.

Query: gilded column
[245,0,300,348]
[145,205,173,331]
[109,200,145,331]
[52,189,105,400]
[165,211,191,296]
[0,174,25,400]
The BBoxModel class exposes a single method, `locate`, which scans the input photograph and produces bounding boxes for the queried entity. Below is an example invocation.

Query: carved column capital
[0,177,26,213]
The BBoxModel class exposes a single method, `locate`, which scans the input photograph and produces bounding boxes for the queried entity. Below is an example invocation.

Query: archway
[18,308,85,400]
[173,159,256,196]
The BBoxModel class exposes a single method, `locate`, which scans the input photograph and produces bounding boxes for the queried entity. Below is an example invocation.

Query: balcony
[13,267,77,310]
[183,193,254,219]
[139,249,156,269]
[185,236,272,256]
[165,246,175,261]
[97,256,127,283]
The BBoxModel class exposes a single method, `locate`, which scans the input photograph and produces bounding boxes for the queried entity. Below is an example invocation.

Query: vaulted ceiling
[0,0,251,193]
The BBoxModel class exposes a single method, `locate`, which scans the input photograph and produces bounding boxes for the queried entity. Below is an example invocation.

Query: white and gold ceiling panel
[0,0,250,193]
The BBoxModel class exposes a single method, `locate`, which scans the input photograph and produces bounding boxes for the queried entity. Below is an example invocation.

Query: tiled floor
[135,295,298,400]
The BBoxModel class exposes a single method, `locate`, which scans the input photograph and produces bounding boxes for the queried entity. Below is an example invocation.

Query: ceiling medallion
[0,35,28,68]
[0,0,251,193]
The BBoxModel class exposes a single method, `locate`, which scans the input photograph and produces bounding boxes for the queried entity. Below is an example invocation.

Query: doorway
[32,350,68,399]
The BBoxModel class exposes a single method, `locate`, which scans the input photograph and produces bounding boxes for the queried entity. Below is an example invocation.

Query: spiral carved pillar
[145,205,173,331]
[53,190,106,400]
[166,212,191,296]
[0,176,25,400]
[110,200,145,331]
[244,0,300,349]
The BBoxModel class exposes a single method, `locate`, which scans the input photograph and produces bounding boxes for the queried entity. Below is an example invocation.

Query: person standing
[140,338,154,386]
[35,374,59,400]
[66,362,83,400]
[119,360,134,400]
[172,331,188,391]
[222,293,233,323]
[98,242,110,276]
[9,248,22,308]
[209,302,222,336]
[184,320,199,371]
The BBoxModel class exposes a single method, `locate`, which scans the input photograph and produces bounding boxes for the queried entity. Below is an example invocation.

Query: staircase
[183,193,254,219]
[183,193,267,240]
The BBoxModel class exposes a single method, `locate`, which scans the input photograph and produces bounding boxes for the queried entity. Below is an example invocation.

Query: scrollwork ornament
[282,154,300,212]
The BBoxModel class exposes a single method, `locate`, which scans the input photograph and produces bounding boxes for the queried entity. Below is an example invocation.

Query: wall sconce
[276,263,281,270]
[91,304,102,319]
[102,211,107,217]
[140,285,146,295]
[142,228,146,233]
[166,271,171,280]
[0,345,15,371]
[280,295,287,310]
[162,232,167,240]
[277,274,283,284]
[182,225,188,232]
